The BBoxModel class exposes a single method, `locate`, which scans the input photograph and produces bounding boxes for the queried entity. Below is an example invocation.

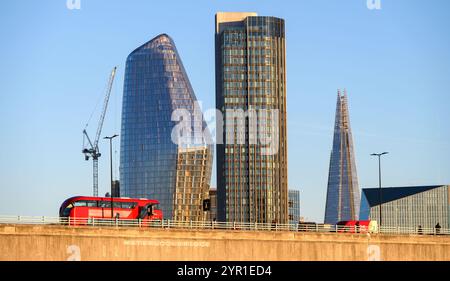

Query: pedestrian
[435,223,441,235]
[418,225,423,235]
[271,219,277,231]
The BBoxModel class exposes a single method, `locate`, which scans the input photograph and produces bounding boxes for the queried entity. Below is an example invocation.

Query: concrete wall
[1,224,450,261]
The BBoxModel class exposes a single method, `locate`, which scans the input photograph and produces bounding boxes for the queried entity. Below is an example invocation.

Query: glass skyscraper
[288,189,301,224]
[120,34,213,220]
[324,90,360,224]
[215,12,288,224]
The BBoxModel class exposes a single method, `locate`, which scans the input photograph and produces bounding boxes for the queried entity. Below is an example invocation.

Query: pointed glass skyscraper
[120,34,213,220]
[324,90,360,224]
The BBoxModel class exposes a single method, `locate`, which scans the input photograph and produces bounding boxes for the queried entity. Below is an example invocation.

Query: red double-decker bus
[336,220,378,233]
[59,196,163,225]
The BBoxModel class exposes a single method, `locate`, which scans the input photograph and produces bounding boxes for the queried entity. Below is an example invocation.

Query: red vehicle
[59,196,163,225]
[336,220,378,233]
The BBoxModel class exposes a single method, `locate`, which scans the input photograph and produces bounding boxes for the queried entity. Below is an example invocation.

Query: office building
[288,189,300,224]
[215,12,288,223]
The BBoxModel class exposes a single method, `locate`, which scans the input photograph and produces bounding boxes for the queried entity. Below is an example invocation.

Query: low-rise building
[360,185,450,231]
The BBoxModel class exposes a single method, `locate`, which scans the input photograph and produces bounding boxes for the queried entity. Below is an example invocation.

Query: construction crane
[82,66,117,197]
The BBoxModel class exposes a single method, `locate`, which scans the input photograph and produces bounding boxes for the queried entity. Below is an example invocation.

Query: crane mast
[82,66,117,197]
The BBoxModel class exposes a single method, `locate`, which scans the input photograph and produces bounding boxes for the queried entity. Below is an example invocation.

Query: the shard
[324,90,360,224]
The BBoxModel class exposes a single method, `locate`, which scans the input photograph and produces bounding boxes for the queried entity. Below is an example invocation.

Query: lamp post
[104,134,118,219]
[370,152,388,229]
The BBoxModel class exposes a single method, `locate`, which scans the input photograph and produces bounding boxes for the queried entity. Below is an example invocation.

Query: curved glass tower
[324,90,360,224]
[120,34,213,220]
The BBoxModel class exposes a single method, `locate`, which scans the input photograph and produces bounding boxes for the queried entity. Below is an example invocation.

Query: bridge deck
[1,224,450,261]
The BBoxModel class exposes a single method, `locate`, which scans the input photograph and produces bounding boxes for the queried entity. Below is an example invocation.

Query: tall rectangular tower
[288,189,301,224]
[324,90,360,224]
[215,12,288,223]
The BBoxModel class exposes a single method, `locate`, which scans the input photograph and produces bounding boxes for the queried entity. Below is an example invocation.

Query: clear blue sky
[0,0,449,222]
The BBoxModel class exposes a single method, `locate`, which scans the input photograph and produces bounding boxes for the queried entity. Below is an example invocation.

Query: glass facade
[173,146,211,221]
[288,189,301,224]
[324,90,360,224]
[215,13,288,223]
[208,188,217,221]
[360,185,450,231]
[120,34,213,220]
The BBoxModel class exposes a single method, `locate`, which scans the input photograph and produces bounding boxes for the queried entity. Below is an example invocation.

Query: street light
[370,152,388,229]
[104,134,119,220]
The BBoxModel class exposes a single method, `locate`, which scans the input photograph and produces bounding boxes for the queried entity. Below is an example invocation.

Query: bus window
[73,200,97,207]
[138,207,146,219]
[86,201,97,207]
[62,203,73,217]
[112,202,122,208]
[98,201,111,208]
[73,201,87,207]
[99,201,135,209]
[121,202,136,209]
[112,202,135,208]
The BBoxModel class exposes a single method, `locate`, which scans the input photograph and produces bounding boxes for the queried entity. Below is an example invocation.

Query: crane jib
[82,66,117,197]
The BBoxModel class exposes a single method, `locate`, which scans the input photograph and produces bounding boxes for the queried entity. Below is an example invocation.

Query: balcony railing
[0,215,448,236]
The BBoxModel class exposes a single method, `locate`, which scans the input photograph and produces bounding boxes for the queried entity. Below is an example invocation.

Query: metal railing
[0,215,449,236]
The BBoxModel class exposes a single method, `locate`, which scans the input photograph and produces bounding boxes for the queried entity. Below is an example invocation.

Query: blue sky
[0,0,449,222]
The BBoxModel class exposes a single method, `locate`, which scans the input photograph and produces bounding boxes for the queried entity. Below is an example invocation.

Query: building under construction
[324,90,361,225]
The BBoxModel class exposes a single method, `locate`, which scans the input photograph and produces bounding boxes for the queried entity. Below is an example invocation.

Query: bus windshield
[61,203,73,217]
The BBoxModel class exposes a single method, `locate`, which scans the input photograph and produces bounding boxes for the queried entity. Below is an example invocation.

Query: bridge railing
[0,215,449,236]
